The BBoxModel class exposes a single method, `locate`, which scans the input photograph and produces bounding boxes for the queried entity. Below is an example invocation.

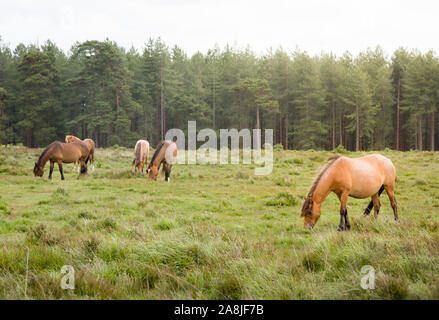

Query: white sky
[1,0,438,57]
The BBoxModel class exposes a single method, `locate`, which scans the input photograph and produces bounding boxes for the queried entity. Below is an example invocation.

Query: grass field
[0,146,438,299]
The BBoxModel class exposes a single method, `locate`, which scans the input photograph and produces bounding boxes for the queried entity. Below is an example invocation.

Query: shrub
[154,219,174,230]
[265,191,297,207]
[302,250,325,272]
[213,274,243,300]
[333,144,349,154]
[376,275,409,299]
[0,198,11,215]
[97,218,117,231]
[82,236,101,255]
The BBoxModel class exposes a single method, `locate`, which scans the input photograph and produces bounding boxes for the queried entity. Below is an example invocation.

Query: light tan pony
[34,141,90,180]
[132,139,150,173]
[147,140,178,182]
[300,154,398,231]
[65,135,96,171]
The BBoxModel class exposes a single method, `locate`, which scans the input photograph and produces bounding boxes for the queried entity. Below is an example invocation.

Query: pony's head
[148,166,159,180]
[300,196,321,230]
[34,162,44,177]
[65,135,79,143]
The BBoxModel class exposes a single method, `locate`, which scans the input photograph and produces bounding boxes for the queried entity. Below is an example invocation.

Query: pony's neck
[37,147,51,168]
[311,170,334,205]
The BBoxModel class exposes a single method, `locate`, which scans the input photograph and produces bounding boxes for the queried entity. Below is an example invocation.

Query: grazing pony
[34,141,90,180]
[146,140,178,182]
[132,139,150,173]
[65,135,96,171]
[300,154,398,231]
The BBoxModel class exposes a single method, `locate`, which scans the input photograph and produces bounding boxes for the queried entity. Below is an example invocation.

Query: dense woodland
[0,36,438,151]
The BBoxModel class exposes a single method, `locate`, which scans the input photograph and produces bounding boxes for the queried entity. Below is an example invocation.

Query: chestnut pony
[132,139,150,173]
[34,141,90,180]
[65,135,96,171]
[146,140,178,181]
[300,154,398,231]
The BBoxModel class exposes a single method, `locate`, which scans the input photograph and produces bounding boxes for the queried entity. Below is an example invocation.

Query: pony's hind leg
[77,159,87,179]
[57,161,65,180]
[90,152,95,171]
[385,186,399,222]
[163,163,172,182]
[364,185,384,215]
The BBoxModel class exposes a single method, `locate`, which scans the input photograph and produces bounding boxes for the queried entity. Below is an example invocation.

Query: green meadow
[0,146,438,299]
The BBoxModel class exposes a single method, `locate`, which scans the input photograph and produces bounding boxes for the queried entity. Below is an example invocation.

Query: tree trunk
[256,106,261,149]
[356,103,360,152]
[431,111,435,151]
[418,116,423,151]
[160,69,165,141]
[144,108,148,140]
[284,61,289,150]
[332,101,336,150]
[395,77,401,150]
[115,87,120,119]
[278,113,282,146]
[213,67,216,129]
[339,112,343,147]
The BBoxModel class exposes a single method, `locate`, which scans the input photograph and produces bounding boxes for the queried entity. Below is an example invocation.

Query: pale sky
[1,0,438,57]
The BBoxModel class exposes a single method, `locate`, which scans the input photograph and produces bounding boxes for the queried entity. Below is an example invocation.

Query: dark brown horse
[34,141,90,180]
[147,140,178,181]
[300,154,398,231]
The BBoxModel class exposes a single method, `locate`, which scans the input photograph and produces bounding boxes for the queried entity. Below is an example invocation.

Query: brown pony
[65,135,96,171]
[300,154,398,231]
[132,140,150,173]
[146,140,178,182]
[34,141,90,180]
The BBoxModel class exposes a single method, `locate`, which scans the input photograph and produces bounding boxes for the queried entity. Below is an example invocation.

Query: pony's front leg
[48,161,54,180]
[338,192,350,231]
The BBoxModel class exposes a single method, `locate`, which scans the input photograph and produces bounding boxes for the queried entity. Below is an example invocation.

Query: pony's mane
[306,155,342,198]
[147,141,165,169]
[37,141,58,166]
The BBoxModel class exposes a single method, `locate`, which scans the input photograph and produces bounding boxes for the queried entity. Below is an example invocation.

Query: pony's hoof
[337,226,343,232]
[345,224,351,231]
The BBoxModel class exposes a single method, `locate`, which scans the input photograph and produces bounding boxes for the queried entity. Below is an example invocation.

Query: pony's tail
[133,142,141,167]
